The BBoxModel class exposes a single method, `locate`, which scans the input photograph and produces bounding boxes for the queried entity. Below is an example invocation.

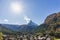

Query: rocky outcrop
[45,12,60,25]
[35,12,60,33]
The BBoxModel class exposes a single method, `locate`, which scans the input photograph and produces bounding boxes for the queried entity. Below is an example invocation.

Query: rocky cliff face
[35,12,60,33]
[45,12,60,32]
[45,12,60,25]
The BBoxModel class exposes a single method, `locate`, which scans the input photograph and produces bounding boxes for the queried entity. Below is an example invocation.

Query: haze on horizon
[0,0,60,25]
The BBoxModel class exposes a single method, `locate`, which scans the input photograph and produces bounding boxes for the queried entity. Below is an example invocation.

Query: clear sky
[0,0,60,25]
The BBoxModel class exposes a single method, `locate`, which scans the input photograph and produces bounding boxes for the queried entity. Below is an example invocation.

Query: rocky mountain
[45,12,60,32]
[35,12,60,33]
[45,12,60,25]
[28,20,38,26]
[18,20,38,34]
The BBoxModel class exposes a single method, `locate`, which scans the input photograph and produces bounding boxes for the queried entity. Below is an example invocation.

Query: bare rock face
[44,12,60,25]
[34,12,60,33]
[44,12,60,32]
[35,12,60,33]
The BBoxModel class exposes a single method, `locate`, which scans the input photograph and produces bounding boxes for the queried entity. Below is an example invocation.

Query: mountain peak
[24,16,31,24]
[28,20,38,26]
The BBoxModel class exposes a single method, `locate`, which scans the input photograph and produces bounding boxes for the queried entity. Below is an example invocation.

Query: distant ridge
[0,20,38,34]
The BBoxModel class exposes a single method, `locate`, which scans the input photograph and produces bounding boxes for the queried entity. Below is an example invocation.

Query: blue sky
[0,0,60,25]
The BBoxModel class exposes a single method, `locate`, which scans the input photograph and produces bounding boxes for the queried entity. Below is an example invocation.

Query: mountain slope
[0,20,38,34]
[35,12,60,33]
[0,24,16,34]
[1,24,20,31]
[18,20,38,34]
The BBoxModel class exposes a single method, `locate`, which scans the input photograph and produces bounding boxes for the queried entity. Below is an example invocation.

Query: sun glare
[10,2,23,14]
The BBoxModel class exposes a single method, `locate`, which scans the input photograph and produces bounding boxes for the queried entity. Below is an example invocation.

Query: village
[2,34,51,40]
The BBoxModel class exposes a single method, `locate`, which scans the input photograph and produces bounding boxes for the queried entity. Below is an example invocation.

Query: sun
[10,2,23,14]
